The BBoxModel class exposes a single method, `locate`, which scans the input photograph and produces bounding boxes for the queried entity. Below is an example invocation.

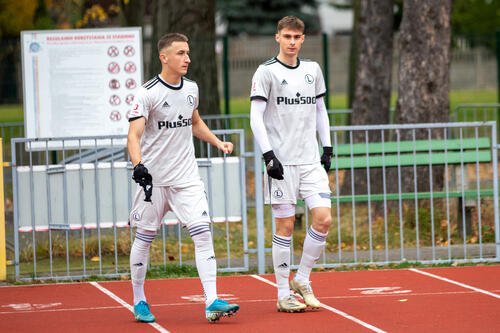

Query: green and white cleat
[290,279,321,309]
[276,294,307,313]
[134,300,156,322]
[205,299,240,322]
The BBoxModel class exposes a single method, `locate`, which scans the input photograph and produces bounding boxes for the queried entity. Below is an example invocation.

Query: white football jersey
[250,57,326,165]
[129,75,200,186]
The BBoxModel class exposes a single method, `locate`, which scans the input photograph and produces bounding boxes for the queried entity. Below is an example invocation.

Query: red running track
[0,265,499,333]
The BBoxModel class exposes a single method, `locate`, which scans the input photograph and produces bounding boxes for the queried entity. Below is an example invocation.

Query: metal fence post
[492,123,500,260]
[496,30,500,104]
[223,35,230,118]
[11,139,19,278]
[0,139,5,280]
[322,33,330,109]
[253,138,265,274]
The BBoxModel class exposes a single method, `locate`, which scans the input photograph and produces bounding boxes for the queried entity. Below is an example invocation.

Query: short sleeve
[315,63,327,98]
[128,87,149,121]
[194,83,199,110]
[250,66,270,102]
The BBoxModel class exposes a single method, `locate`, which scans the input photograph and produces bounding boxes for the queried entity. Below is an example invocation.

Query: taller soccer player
[127,33,239,323]
[250,16,333,312]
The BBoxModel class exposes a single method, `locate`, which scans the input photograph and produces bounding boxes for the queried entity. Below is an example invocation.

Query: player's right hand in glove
[133,163,153,202]
[263,150,284,180]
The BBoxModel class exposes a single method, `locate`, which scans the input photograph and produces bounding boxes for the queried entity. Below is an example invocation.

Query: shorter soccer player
[127,33,239,323]
[250,16,333,312]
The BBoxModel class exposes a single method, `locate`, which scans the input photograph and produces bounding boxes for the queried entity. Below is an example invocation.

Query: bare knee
[275,216,295,237]
[273,205,295,237]
[311,208,332,234]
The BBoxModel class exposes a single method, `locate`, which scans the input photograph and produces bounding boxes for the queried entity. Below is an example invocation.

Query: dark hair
[277,16,305,33]
[157,33,188,53]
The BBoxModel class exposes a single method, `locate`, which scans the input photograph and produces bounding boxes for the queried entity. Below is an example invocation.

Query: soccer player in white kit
[127,33,239,323]
[250,16,333,312]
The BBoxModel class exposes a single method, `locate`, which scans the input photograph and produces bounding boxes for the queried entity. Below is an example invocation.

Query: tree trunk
[150,0,220,116]
[347,0,360,110]
[340,0,394,198]
[119,0,145,27]
[392,0,452,194]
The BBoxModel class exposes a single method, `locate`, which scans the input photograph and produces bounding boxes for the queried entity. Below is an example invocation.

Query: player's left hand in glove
[133,163,153,202]
[263,150,284,180]
[321,146,333,173]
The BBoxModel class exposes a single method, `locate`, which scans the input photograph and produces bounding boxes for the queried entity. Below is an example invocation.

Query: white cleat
[290,279,321,309]
[276,294,307,313]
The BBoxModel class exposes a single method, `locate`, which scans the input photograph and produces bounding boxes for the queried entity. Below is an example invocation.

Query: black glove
[263,150,284,180]
[133,163,153,202]
[321,146,333,173]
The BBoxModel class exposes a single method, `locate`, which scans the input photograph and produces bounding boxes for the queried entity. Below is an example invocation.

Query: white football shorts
[264,162,331,206]
[129,179,211,231]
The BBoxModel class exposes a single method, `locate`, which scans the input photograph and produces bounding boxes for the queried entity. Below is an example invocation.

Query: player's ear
[275,33,280,43]
[159,53,168,64]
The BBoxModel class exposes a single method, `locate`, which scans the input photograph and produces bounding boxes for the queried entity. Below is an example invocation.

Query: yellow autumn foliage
[0,0,38,38]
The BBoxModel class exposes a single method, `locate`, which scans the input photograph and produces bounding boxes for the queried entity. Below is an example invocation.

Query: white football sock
[294,227,327,283]
[190,224,217,307]
[130,228,156,305]
[272,234,292,299]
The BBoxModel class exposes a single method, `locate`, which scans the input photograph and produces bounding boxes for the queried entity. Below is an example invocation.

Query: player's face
[275,28,304,58]
[160,41,191,76]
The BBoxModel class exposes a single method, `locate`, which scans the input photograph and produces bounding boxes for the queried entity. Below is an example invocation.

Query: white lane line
[4,288,500,315]
[250,274,277,287]
[90,282,171,333]
[409,268,500,300]
[0,305,121,314]
[249,274,387,333]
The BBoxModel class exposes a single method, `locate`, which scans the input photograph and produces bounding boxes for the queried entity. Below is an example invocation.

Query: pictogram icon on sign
[125,94,135,105]
[109,94,121,105]
[124,45,135,57]
[124,62,136,73]
[108,62,120,74]
[109,79,120,89]
[126,78,137,89]
[110,111,122,121]
[108,46,119,57]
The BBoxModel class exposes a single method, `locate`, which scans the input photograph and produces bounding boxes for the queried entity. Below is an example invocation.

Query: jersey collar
[157,75,183,90]
[275,56,300,69]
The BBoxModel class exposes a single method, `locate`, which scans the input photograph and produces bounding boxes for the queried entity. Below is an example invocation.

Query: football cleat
[276,294,307,313]
[290,279,321,309]
[134,300,155,323]
[205,299,240,322]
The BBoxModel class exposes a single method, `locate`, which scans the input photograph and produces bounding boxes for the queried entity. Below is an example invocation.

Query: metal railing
[4,116,500,279]
[451,103,500,140]
[9,129,248,281]
[253,122,500,273]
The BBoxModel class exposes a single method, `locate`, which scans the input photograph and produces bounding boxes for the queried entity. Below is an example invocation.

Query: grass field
[0,104,23,123]
[1,90,497,124]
